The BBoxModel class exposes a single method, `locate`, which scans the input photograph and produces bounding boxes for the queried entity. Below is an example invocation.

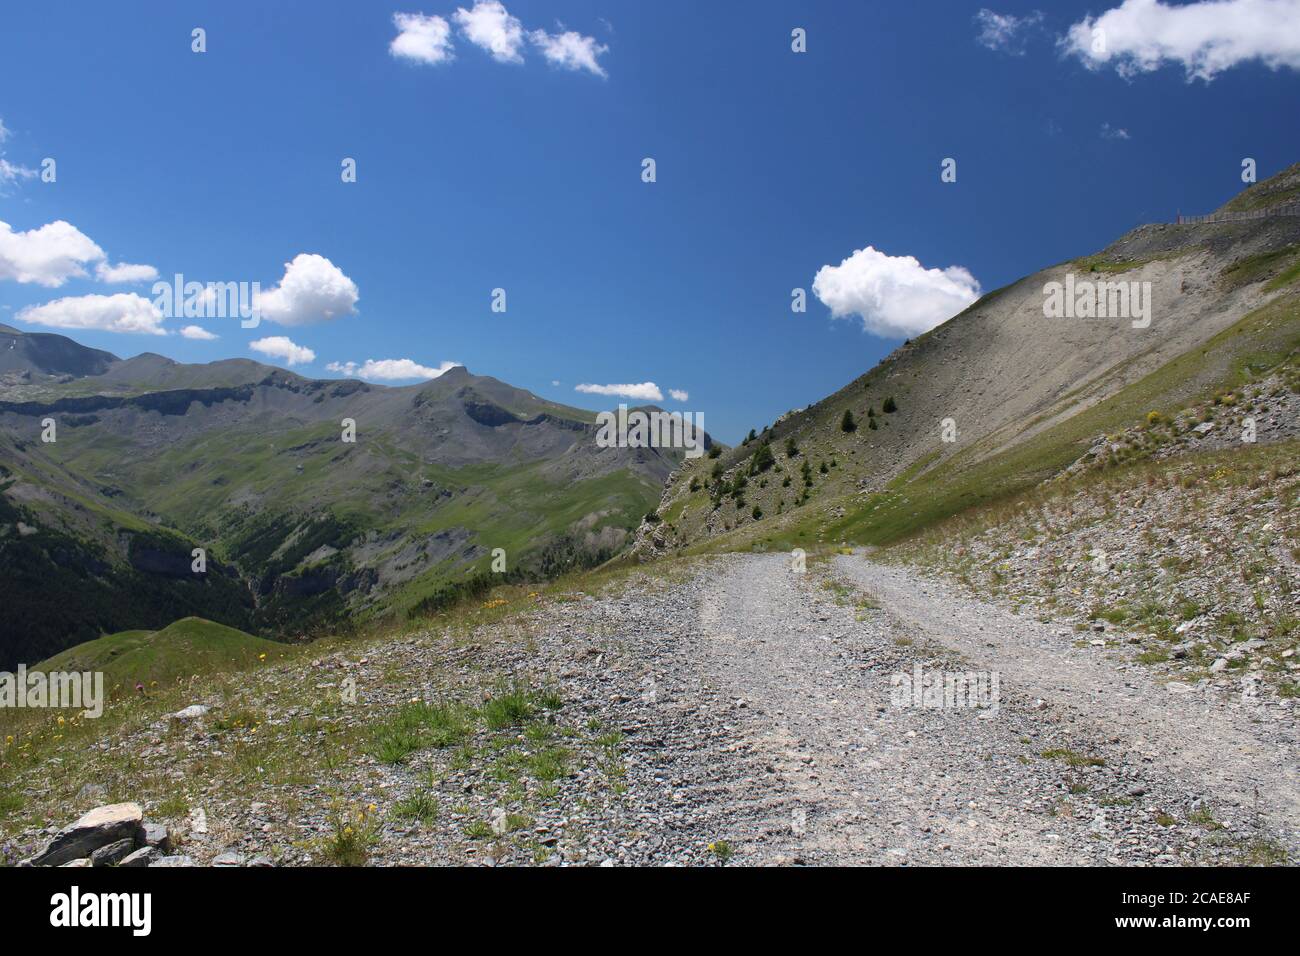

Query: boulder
[29,802,144,867]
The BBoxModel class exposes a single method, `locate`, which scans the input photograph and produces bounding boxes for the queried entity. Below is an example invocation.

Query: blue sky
[2,0,1300,441]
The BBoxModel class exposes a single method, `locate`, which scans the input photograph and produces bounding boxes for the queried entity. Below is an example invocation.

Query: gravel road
[38,551,1290,867]
[446,551,1297,865]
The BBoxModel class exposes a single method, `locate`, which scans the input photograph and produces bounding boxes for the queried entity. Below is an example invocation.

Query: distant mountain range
[0,329,707,668]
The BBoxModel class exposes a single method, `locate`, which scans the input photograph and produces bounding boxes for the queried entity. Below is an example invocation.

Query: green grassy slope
[37,617,285,690]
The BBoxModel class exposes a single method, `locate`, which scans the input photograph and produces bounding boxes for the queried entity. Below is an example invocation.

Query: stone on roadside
[29,802,144,867]
[142,822,172,852]
[90,838,137,867]
[118,846,159,867]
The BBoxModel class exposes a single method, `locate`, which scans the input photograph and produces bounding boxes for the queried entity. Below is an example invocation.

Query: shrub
[882,396,897,413]
[841,409,857,432]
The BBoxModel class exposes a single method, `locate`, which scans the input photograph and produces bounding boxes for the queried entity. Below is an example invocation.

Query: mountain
[0,340,708,668]
[640,163,1300,556]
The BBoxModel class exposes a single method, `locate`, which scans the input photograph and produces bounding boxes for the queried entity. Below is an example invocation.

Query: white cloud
[575,382,663,401]
[0,218,158,287]
[17,292,166,335]
[390,12,455,65]
[95,260,159,284]
[256,253,359,326]
[1100,122,1131,139]
[974,9,1045,54]
[1061,0,1300,81]
[668,388,689,402]
[529,27,609,77]
[325,358,460,381]
[0,119,37,192]
[180,325,218,340]
[455,1,526,63]
[812,246,982,339]
[250,336,316,366]
[0,219,105,287]
[0,158,37,189]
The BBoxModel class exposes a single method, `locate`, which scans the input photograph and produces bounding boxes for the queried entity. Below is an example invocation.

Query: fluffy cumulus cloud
[390,12,455,64]
[974,9,1045,54]
[0,218,158,288]
[1061,0,1300,81]
[95,260,159,283]
[575,382,664,401]
[17,292,166,335]
[0,219,105,286]
[250,336,316,366]
[529,28,609,76]
[455,1,526,62]
[391,5,608,76]
[668,389,689,402]
[325,358,460,381]
[812,246,982,339]
[180,325,218,340]
[256,253,359,326]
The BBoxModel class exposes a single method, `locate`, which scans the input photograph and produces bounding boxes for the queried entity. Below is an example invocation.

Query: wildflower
[367,803,377,813]
[258,653,267,662]
[56,716,65,726]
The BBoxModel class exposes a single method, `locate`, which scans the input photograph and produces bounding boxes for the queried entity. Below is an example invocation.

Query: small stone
[152,855,196,867]
[91,838,137,867]
[76,783,108,806]
[118,846,158,868]
[142,822,172,852]
[212,851,244,867]
[170,704,210,722]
